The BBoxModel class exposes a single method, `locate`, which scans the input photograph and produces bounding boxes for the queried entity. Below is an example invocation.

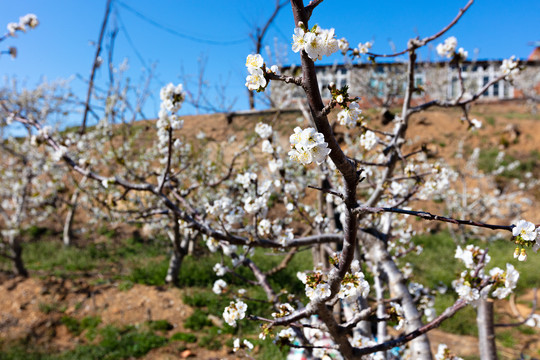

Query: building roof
[528,47,540,61]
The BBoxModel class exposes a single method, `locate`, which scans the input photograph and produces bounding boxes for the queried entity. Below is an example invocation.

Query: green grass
[60,315,81,335]
[255,337,289,360]
[496,330,516,348]
[503,112,540,120]
[0,324,166,360]
[38,302,66,314]
[184,309,213,330]
[60,315,101,337]
[127,258,169,286]
[170,332,197,343]
[58,325,167,360]
[146,319,173,332]
[485,116,496,126]
[12,235,168,277]
[22,225,54,239]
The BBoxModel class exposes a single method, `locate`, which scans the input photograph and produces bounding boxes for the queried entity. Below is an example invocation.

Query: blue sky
[1,0,539,128]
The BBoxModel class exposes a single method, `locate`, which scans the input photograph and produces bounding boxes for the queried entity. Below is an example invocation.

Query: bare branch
[81,0,113,134]
[354,205,514,232]
[366,0,474,58]
[495,288,538,328]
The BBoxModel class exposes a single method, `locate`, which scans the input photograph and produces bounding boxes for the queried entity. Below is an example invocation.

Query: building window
[482,76,490,97]
[503,81,510,98]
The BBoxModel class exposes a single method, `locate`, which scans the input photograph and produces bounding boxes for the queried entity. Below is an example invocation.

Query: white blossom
[212,279,227,294]
[236,172,257,189]
[337,271,370,302]
[245,68,267,91]
[292,25,338,61]
[360,130,377,150]
[470,118,482,129]
[435,343,463,360]
[257,219,271,236]
[261,139,274,154]
[255,122,273,139]
[436,36,458,58]
[223,300,247,327]
[338,38,349,53]
[245,54,264,72]
[306,282,331,301]
[357,41,372,54]
[292,26,307,53]
[512,219,537,241]
[268,158,283,173]
[500,56,519,80]
[454,281,480,302]
[213,263,228,277]
[337,102,362,127]
[491,263,519,299]
[277,327,297,342]
[288,127,331,165]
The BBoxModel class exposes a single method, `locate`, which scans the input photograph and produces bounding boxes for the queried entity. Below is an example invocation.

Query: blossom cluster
[436,36,468,61]
[292,24,339,61]
[212,279,227,294]
[512,219,539,261]
[357,41,372,55]
[254,122,273,139]
[6,14,38,36]
[388,302,405,330]
[500,56,519,80]
[488,263,519,299]
[359,130,377,150]
[337,38,349,53]
[454,244,491,270]
[223,300,247,327]
[409,282,437,321]
[436,37,457,58]
[298,268,331,301]
[232,338,253,353]
[417,164,457,200]
[453,244,520,302]
[435,344,464,360]
[156,83,184,162]
[337,102,363,127]
[453,245,490,302]
[245,54,268,91]
[337,260,370,302]
[271,303,295,319]
[288,127,331,165]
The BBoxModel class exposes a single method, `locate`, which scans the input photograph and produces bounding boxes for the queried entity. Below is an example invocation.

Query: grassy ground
[1,227,539,359]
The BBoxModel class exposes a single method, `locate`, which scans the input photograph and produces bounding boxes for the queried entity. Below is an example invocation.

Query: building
[271,51,540,108]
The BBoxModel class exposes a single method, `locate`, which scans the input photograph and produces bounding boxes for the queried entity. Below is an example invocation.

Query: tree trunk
[374,270,389,359]
[165,250,183,285]
[477,298,498,360]
[9,235,28,277]
[363,230,432,360]
[165,214,189,285]
[63,188,80,246]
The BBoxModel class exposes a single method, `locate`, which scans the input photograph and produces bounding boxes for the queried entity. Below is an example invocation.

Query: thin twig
[308,185,344,200]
